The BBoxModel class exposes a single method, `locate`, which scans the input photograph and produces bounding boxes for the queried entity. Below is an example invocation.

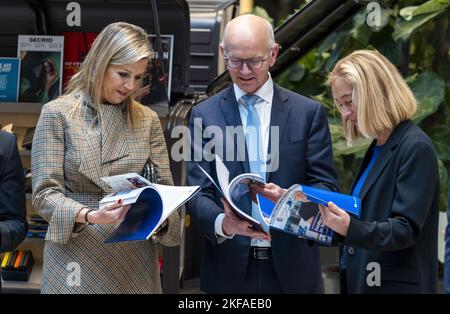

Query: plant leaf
[428,125,450,161]
[409,72,446,124]
[393,11,441,41]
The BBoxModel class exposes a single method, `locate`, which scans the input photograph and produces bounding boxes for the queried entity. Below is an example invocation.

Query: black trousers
[234,258,283,294]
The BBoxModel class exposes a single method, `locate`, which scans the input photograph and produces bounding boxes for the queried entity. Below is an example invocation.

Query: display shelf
[19,149,31,157]
[22,237,45,245]
[0,102,44,114]
[0,102,170,117]
[1,263,42,293]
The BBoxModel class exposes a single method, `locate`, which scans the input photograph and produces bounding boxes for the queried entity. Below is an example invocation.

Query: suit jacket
[32,92,180,293]
[0,131,27,253]
[341,120,439,293]
[445,182,450,293]
[186,84,338,293]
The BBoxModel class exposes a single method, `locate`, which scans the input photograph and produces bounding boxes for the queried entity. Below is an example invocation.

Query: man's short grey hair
[221,17,275,51]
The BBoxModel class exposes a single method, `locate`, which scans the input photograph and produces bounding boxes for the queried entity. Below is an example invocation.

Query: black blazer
[186,84,338,293]
[341,120,439,293]
[0,131,27,253]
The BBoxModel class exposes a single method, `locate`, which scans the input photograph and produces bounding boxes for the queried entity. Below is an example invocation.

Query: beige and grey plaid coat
[31,92,180,294]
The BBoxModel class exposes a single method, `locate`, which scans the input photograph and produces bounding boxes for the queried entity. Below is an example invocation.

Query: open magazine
[99,173,200,243]
[268,184,360,245]
[198,155,361,245]
[197,156,266,232]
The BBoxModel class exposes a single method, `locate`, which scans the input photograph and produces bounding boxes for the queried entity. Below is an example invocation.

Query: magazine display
[0,58,20,102]
[62,32,98,88]
[139,34,174,107]
[100,173,200,243]
[17,35,64,103]
[198,155,361,245]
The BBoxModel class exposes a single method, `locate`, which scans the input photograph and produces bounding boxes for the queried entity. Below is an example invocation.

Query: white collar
[233,73,273,104]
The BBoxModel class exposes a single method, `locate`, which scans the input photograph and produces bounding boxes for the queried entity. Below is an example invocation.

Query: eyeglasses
[224,50,272,70]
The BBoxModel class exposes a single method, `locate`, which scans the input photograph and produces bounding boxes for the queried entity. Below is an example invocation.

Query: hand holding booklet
[198,155,361,245]
[99,173,200,243]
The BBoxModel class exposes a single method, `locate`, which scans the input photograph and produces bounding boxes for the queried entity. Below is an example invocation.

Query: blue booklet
[262,184,361,245]
[99,173,200,243]
[0,58,20,102]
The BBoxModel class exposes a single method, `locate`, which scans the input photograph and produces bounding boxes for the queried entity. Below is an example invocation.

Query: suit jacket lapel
[219,87,249,174]
[267,84,290,182]
[356,120,413,201]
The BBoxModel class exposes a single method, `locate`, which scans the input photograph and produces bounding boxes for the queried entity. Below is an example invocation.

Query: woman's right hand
[88,199,131,224]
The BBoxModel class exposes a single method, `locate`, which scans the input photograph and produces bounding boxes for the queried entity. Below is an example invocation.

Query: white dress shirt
[215,74,274,246]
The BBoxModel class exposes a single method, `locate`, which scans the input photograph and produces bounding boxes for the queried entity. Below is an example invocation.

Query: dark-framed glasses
[224,49,272,70]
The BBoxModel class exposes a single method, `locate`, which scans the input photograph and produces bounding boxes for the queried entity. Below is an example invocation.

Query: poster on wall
[0,58,20,102]
[138,34,174,107]
[62,32,98,89]
[17,35,64,103]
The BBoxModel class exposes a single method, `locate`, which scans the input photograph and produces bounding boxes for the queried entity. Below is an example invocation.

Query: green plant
[276,0,450,210]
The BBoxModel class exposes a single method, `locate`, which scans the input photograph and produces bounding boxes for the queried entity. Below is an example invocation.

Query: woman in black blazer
[321,50,439,293]
[253,50,439,293]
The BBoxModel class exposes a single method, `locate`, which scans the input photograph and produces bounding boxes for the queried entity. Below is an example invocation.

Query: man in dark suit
[186,14,338,293]
[0,130,28,288]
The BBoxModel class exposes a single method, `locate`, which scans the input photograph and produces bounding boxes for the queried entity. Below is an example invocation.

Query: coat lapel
[356,120,413,201]
[219,87,248,175]
[98,104,129,165]
[78,99,129,190]
[267,84,290,182]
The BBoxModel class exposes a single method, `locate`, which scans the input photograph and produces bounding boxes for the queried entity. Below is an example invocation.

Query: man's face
[221,40,279,94]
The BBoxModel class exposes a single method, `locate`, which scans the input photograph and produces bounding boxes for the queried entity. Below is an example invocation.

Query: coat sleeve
[0,133,27,252]
[344,139,439,250]
[305,104,339,192]
[148,113,181,247]
[32,104,88,244]
[445,184,450,293]
[185,106,224,246]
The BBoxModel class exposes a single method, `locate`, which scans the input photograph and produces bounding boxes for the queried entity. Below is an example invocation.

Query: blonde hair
[66,22,154,127]
[327,49,416,145]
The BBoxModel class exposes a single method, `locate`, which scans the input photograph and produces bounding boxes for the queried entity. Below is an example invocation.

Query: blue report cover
[99,173,200,243]
[0,58,20,102]
[264,184,361,245]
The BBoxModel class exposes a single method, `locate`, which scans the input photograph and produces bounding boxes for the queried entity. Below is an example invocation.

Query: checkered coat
[32,92,180,294]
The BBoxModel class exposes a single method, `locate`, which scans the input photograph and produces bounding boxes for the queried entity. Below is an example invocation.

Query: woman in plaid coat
[31,22,180,294]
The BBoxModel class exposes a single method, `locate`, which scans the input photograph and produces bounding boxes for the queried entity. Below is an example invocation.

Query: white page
[101,173,152,191]
[197,163,224,196]
[215,155,259,225]
[99,187,143,206]
[214,155,231,199]
[153,184,200,222]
